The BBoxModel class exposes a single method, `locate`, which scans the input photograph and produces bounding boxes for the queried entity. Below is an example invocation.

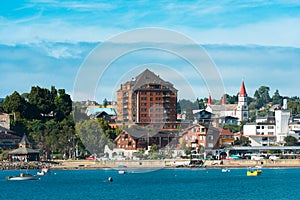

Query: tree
[272,89,282,105]
[103,98,108,108]
[1,91,28,119]
[75,119,115,155]
[225,94,238,104]
[284,136,298,146]
[234,136,251,146]
[28,86,54,117]
[254,86,271,109]
[287,97,300,115]
[54,89,72,121]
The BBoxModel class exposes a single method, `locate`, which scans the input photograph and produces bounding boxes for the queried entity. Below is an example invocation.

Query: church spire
[208,95,212,105]
[239,81,247,97]
[222,94,226,105]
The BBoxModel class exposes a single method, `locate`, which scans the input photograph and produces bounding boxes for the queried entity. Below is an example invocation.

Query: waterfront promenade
[1,159,300,170]
[48,159,300,169]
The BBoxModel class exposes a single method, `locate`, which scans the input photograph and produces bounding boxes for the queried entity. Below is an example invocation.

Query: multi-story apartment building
[117,69,177,128]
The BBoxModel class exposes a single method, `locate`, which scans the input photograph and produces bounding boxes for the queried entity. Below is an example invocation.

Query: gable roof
[132,69,177,92]
[207,104,237,112]
[9,147,39,155]
[86,107,117,116]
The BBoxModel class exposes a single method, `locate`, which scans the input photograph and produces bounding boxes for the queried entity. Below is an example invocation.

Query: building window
[208,143,213,148]
[208,135,213,140]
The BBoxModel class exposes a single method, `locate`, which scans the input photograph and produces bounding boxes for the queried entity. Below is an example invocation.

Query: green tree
[225,93,238,104]
[103,98,108,108]
[287,97,300,115]
[254,86,271,109]
[284,136,298,146]
[234,136,251,146]
[75,119,114,155]
[28,86,53,117]
[1,91,28,119]
[54,89,72,121]
[272,89,282,105]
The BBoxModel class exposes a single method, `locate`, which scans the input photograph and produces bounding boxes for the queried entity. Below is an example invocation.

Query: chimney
[282,99,287,109]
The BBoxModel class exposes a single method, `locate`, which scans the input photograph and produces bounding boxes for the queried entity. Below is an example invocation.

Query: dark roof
[19,134,32,145]
[0,126,15,134]
[131,69,177,92]
[122,125,175,139]
[0,132,20,140]
[9,146,39,155]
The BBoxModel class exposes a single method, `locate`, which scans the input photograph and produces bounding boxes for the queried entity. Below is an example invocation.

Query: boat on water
[37,171,45,176]
[118,165,127,174]
[221,168,230,173]
[6,173,38,181]
[247,168,262,176]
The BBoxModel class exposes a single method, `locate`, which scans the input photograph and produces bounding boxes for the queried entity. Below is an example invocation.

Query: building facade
[117,69,177,125]
[205,81,249,123]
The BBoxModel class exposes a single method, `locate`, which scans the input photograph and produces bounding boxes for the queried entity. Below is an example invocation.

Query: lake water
[1,168,299,200]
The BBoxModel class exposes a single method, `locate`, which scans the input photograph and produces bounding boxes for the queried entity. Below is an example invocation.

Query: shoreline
[1,159,300,170]
[51,159,300,170]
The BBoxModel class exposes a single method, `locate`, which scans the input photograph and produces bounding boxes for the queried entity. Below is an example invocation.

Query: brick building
[117,69,177,128]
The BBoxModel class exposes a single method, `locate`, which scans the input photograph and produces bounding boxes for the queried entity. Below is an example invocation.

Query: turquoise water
[1,168,299,200]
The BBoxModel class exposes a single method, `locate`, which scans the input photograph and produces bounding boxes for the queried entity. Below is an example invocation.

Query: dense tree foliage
[284,135,298,146]
[287,97,300,115]
[254,86,271,109]
[177,99,206,120]
[0,86,75,157]
[272,89,283,105]
[234,136,251,146]
[75,119,117,155]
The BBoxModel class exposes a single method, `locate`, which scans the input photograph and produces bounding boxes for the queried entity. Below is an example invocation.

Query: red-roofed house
[218,128,234,148]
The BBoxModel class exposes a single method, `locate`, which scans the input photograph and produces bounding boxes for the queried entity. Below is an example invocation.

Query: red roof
[219,128,234,135]
[239,81,247,96]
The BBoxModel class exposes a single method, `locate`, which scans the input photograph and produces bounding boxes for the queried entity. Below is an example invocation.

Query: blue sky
[1,0,300,101]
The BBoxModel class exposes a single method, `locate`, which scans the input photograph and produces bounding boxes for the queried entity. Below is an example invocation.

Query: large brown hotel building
[117,69,178,129]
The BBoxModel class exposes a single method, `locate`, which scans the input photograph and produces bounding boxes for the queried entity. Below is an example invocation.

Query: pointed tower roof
[19,134,32,148]
[221,94,226,105]
[208,95,212,105]
[239,81,247,97]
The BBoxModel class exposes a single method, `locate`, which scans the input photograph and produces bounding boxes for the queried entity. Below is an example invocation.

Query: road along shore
[49,159,300,170]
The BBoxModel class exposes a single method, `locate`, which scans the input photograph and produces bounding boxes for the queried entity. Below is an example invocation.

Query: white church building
[205,81,249,123]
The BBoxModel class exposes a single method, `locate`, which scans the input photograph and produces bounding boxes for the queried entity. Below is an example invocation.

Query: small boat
[37,171,45,176]
[42,168,49,173]
[117,165,127,174]
[247,168,262,176]
[221,168,230,173]
[6,173,38,181]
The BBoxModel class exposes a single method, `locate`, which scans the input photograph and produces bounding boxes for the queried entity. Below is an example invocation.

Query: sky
[1,0,300,102]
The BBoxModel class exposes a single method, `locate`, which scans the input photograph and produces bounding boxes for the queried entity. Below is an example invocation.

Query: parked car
[269,155,279,160]
[251,155,265,161]
[86,155,96,160]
